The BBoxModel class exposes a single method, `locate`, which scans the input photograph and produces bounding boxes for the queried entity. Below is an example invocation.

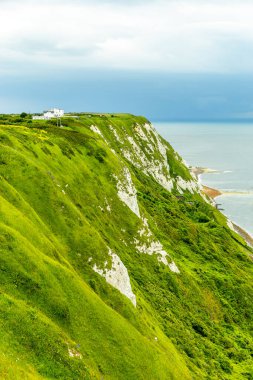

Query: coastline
[232,223,253,248]
[190,166,223,199]
[202,185,222,199]
[190,166,220,177]
[191,166,253,248]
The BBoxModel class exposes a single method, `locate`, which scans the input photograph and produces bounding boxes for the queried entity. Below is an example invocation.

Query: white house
[33,108,64,120]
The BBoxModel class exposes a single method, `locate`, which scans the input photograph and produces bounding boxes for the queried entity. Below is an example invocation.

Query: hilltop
[0,113,253,379]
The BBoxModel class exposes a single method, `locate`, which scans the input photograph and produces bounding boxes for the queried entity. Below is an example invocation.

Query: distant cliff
[0,113,252,379]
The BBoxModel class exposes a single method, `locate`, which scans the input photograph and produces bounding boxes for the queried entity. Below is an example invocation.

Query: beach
[190,166,253,247]
[202,185,222,199]
[190,166,222,199]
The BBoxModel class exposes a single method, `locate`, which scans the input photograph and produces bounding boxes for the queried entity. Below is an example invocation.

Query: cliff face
[0,113,253,379]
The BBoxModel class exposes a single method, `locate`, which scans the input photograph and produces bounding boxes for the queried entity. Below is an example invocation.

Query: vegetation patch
[0,113,252,379]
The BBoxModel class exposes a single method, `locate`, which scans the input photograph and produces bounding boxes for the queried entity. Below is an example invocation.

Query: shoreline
[191,166,253,247]
[190,166,223,199]
[232,223,253,248]
[202,185,222,199]
[190,166,220,177]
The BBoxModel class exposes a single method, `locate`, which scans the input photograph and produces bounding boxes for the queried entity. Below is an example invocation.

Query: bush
[219,358,232,374]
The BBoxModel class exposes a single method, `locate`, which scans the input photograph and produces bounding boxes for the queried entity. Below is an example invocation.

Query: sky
[1,0,253,120]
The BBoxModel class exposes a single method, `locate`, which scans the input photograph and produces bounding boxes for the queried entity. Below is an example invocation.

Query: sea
[154,121,253,237]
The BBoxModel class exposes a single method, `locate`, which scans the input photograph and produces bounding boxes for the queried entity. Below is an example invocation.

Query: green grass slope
[0,113,252,379]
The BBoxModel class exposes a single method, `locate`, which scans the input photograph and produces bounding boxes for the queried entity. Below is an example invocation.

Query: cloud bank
[1,0,253,74]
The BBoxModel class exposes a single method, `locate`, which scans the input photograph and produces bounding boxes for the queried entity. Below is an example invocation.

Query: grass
[0,113,252,379]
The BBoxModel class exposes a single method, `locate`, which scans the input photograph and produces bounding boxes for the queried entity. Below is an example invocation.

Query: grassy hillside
[0,113,253,379]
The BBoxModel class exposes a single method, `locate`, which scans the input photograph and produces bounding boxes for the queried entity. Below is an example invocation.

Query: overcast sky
[1,0,253,119]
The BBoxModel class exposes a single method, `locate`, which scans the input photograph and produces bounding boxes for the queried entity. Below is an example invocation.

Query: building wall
[32,108,64,120]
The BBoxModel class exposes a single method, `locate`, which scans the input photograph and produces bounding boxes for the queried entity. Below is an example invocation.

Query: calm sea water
[154,122,253,236]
